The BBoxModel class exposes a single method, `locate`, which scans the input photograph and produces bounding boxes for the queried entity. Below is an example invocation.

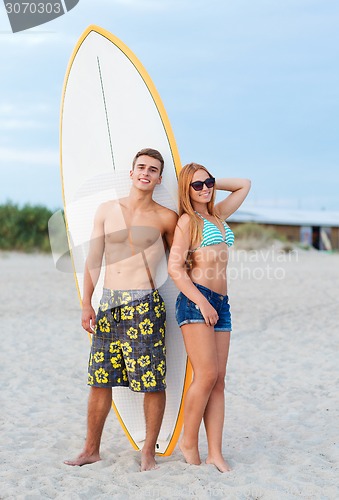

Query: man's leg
[64,387,112,466]
[140,390,166,471]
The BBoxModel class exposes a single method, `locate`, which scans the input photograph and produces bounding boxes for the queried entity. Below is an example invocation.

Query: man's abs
[103,231,165,290]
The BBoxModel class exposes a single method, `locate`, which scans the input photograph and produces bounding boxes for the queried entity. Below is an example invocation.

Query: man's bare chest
[104,226,162,251]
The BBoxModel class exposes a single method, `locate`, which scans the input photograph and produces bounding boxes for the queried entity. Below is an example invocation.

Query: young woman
[168,163,251,472]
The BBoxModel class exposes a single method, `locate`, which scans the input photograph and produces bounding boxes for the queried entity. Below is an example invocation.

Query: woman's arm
[214,178,251,220]
[168,214,219,326]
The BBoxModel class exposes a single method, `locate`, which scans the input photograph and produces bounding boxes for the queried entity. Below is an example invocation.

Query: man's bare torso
[101,198,170,290]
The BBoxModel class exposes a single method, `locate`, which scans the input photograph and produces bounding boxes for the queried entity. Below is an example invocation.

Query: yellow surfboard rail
[60,24,192,457]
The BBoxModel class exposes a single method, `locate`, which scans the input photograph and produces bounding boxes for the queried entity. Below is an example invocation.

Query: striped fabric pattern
[195,212,235,249]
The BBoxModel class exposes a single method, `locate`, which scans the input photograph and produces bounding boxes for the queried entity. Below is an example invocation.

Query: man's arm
[81,205,105,333]
[163,209,179,250]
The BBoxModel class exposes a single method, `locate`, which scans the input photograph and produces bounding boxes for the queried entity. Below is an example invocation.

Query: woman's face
[189,169,214,205]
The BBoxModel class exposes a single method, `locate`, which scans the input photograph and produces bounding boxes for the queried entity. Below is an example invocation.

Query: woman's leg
[180,323,219,465]
[203,331,231,472]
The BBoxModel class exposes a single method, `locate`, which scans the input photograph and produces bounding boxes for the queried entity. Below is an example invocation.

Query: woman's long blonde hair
[178,163,218,247]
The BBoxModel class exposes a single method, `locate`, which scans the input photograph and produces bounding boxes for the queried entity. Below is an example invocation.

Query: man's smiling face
[130,155,162,191]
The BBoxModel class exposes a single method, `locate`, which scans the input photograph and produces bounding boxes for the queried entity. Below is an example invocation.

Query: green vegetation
[234,222,279,240]
[233,222,283,250]
[0,202,54,252]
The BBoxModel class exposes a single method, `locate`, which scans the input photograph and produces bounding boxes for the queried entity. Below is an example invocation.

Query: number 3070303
[5,2,62,14]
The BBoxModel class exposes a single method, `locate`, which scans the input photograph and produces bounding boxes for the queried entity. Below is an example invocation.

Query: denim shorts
[175,283,232,332]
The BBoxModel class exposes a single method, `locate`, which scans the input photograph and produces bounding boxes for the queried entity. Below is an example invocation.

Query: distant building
[228,207,339,250]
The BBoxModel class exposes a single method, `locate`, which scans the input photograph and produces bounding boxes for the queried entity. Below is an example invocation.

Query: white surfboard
[60,25,192,456]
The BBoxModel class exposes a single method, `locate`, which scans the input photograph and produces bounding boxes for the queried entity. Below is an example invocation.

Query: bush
[233,223,280,250]
[0,202,54,252]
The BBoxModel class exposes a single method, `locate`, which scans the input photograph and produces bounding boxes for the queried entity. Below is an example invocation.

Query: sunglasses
[190,177,215,191]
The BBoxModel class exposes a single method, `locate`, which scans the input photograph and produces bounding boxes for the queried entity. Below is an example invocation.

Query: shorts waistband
[101,288,157,308]
[193,282,228,302]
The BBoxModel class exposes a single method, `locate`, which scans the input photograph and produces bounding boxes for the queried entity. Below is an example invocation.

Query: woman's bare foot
[206,455,232,473]
[140,450,159,471]
[179,440,201,465]
[64,451,101,467]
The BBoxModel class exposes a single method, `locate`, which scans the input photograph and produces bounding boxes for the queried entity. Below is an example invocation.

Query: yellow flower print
[121,306,135,320]
[157,360,165,376]
[154,340,163,348]
[154,302,166,318]
[110,354,122,368]
[98,316,110,333]
[122,369,128,382]
[93,351,104,363]
[125,358,136,372]
[88,374,94,385]
[137,355,151,367]
[152,290,160,302]
[130,380,141,391]
[89,354,93,367]
[136,302,149,315]
[95,367,109,384]
[121,342,132,355]
[159,327,165,338]
[127,327,138,339]
[100,301,109,312]
[109,341,121,354]
[142,371,156,388]
[140,318,154,336]
[121,292,132,304]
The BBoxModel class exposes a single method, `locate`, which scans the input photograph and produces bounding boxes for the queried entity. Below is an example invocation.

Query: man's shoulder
[155,203,178,222]
[97,198,124,211]
[153,201,176,215]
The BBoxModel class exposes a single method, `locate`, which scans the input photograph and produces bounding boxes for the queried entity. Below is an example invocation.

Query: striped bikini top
[190,211,235,253]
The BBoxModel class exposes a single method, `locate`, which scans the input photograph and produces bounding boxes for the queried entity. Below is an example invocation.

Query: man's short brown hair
[132,148,164,175]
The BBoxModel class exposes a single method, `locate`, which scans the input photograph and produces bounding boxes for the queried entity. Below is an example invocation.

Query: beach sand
[1,247,338,499]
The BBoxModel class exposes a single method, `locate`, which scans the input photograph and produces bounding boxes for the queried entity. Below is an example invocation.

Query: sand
[1,247,338,499]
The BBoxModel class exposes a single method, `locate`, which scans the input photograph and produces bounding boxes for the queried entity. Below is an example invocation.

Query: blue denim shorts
[175,283,232,332]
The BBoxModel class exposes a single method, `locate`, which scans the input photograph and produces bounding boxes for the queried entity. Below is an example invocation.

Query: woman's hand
[199,300,219,327]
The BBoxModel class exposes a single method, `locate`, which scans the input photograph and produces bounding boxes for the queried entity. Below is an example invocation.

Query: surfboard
[60,25,192,456]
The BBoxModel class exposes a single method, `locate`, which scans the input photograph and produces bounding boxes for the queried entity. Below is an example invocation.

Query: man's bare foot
[206,456,232,473]
[140,450,159,471]
[179,440,201,465]
[64,451,101,467]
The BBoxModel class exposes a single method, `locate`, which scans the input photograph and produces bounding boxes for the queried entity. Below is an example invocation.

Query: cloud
[104,0,172,11]
[0,119,47,130]
[0,101,54,131]
[0,147,58,165]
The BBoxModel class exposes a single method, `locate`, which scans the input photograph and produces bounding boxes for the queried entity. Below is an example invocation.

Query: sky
[1,0,339,212]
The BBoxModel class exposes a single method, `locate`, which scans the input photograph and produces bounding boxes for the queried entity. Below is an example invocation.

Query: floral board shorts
[175,282,232,332]
[88,288,166,392]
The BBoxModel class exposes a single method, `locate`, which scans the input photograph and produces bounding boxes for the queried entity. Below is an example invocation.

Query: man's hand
[81,304,97,333]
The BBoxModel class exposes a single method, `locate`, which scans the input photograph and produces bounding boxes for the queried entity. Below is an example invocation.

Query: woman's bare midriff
[188,244,229,295]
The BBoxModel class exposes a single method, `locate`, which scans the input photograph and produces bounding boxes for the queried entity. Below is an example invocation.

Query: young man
[64,148,178,471]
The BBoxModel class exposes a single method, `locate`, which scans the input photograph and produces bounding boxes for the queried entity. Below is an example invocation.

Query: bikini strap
[194,211,204,220]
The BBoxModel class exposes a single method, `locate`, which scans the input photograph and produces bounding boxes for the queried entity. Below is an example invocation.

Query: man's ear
[157,175,162,185]
[129,169,134,179]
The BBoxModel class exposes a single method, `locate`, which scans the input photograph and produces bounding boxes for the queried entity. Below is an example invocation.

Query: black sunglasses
[190,177,215,191]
